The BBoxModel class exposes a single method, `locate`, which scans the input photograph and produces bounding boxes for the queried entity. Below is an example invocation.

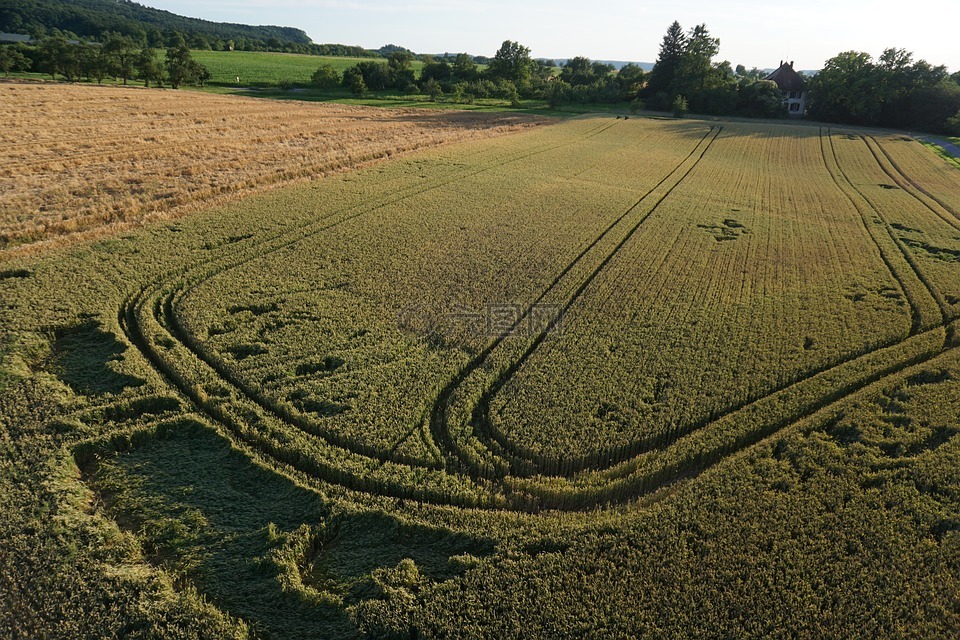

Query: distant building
[765,61,807,116]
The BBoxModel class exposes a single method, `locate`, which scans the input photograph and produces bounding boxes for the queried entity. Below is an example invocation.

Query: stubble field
[2,84,960,638]
[0,84,543,253]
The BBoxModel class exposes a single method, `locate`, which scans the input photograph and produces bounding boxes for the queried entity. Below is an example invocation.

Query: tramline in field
[76,117,960,510]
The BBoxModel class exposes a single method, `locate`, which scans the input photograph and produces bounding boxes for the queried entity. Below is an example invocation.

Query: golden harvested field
[0,83,544,253]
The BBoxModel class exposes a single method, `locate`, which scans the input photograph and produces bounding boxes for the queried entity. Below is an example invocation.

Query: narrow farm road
[916,134,960,160]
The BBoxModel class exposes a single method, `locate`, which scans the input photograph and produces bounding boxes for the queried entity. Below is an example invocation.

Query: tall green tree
[646,21,735,114]
[80,45,108,83]
[164,45,207,89]
[486,40,533,87]
[677,23,720,94]
[0,45,32,77]
[167,32,187,48]
[451,53,479,83]
[347,71,367,96]
[559,57,613,87]
[103,32,138,85]
[136,47,164,87]
[38,34,71,80]
[386,51,415,89]
[646,21,686,98]
[616,63,646,100]
[737,79,783,117]
[808,51,879,124]
[343,61,390,91]
[311,64,340,89]
[908,80,960,133]
[808,48,952,129]
[420,56,452,87]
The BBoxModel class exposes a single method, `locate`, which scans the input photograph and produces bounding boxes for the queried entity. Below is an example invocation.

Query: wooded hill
[0,0,311,47]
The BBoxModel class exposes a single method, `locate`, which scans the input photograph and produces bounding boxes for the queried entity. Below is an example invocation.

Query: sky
[147,0,959,72]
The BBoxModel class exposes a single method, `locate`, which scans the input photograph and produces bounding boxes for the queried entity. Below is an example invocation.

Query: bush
[672,95,689,118]
[546,80,571,108]
[452,83,474,104]
[311,64,340,89]
[947,111,960,136]
[277,79,295,91]
[738,79,783,118]
[343,67,368,95]
[420,78,441,101]
[494,80,521,106]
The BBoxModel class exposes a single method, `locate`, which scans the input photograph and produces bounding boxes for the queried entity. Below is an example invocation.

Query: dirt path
[917,134,960,160]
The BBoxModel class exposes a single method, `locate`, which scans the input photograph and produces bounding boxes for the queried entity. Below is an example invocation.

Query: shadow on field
[51,321,145,396]
[86,421,493,639]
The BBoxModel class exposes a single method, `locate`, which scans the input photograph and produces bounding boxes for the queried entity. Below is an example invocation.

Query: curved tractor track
[117,124,958,513]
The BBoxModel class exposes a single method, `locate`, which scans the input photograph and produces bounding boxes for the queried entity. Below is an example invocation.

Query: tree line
[2,1,414,58]
[4,17,959,133]
[809,49,960,133]
[607,20,960,132]
[0,31,211,89]
[308,34,785,118]
[308,26,960,133]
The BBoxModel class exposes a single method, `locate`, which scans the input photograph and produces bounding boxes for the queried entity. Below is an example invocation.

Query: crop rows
[175,120,711,465]
[4,105,936,510]
[115,117,642,508]
[63,115,960,512]
[485,126,916,471]
[8,83,960,640]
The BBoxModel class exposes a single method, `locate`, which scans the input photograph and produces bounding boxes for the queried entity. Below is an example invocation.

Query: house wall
[783,90,806,116]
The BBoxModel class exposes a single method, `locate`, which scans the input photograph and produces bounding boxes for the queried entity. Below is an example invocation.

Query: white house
[765,61,807,116]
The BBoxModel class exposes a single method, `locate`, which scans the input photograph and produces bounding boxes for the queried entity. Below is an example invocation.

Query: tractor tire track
[867,135,960,228]
[428,127,723,477]
[836,133,952,329]
[118,120,627,474]
[820,128,928,334]
[461,128,952,479]
[113,120,957,513]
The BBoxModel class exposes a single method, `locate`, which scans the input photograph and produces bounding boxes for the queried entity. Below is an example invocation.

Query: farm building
[765,61,807,116]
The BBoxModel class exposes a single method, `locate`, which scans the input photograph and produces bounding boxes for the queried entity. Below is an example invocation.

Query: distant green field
[190,50,424,87]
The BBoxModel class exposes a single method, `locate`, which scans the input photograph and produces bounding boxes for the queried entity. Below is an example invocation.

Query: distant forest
[0,0,379,56]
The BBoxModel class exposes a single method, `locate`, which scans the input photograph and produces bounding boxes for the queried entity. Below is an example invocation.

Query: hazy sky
[148,0,958,71]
